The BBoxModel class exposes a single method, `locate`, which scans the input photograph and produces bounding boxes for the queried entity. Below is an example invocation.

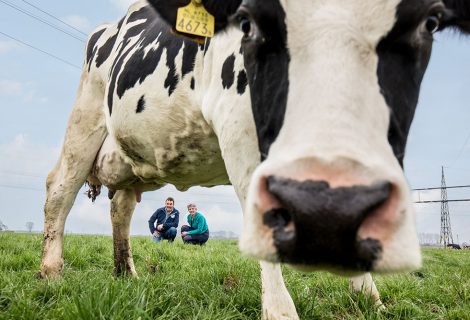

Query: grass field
[0,233,469,319]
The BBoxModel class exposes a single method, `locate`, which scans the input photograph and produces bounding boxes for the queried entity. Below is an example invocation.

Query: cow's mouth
[262,176,390,271]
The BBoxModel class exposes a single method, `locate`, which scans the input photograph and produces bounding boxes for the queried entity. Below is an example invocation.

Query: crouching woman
[181,203,209,245]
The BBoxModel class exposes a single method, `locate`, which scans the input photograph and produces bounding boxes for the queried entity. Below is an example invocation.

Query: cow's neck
[196,29,252,138]
[195,29,261,196]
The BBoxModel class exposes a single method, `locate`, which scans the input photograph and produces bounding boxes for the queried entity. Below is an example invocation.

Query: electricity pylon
[439,166,454,247]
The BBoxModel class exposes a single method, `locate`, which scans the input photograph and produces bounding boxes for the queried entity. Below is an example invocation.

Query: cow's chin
[240,225,422,275]
[287,221,422,275]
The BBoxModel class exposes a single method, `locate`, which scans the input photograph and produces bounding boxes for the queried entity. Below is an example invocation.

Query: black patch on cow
[86,28,106,71]
[96,18,124,68]
[442,0,470,33]
[182,42,198,77]
[127,6,151,23]
[200,38,211,55]
[264,176,389,270]
[377,1,438,166]
[378,0,470,166]
[221,54,236,89]
[164,47,181,96]
[136,95,146,113]
[190,77,195,90]
[236,70,247,94]
[239,0,290,161]
[107,4,204,114]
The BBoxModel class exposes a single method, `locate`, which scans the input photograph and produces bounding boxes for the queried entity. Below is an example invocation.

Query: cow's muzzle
[263,176,392,271]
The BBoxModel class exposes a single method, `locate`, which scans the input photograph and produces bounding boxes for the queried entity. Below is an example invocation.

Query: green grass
[0,233,469,319]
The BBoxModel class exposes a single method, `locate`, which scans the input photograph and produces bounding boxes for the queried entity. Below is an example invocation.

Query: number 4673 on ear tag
[176,0,215,38]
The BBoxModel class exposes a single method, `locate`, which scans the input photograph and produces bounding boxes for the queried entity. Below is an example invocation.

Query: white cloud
[67,196,112,234]
[0,80,48,103]
[204,204,243,235]
[0,134,59,178]
[22,88,49,104]
[109,0,135,12]
[0,40,19,54]
[0,80,22,96]
[61,15,93,33]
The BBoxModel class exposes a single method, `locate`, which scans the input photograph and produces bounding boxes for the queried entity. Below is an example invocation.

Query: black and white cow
[40,0,470,318]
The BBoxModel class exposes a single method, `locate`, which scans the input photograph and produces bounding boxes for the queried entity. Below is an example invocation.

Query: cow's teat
[262,176,391,271]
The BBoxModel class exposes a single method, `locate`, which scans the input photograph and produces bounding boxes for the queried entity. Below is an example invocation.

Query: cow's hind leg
[349,273,384,308]
[110,189,138,276]
[40,70,107,278]
[261,261,299,320]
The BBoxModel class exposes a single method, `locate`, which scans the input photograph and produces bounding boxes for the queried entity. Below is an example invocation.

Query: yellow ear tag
[175,0,215,39]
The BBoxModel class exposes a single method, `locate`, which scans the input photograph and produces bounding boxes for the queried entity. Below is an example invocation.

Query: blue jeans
[152,227,177,242]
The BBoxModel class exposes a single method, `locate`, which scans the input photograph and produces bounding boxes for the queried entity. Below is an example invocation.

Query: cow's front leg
[110,189,138,277]
[40,72,107,278]
[260,261,299,320]
[349,273,384,308]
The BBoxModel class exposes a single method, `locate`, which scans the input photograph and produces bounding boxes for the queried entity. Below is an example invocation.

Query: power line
[20,0,89,37]
[0,171,238,198]
[412,185,470,191]
[0,184,240,205]
[3,172,470,206]
[415,199,470,203]
[0,184,42,191]
[0,171,45,178]
[447,131,470,168]
[0,30,81,70]
[0,0,86,43]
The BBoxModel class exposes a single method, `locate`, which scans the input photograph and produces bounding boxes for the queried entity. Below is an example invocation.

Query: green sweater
[187,212,208,235]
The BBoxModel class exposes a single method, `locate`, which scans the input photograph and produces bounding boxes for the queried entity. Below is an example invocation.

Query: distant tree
[0,219,7,231]
[25,221,34,232]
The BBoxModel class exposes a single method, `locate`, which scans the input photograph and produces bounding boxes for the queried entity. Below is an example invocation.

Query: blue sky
[0,0,469,243]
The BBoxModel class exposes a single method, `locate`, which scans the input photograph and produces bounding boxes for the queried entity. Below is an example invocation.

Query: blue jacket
[148,207,180,233]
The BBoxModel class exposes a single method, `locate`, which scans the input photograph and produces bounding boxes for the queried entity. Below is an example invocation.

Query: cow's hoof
[262,309,299,320]
[113,268,139,278]
[262,304,299,320]
[37,264,63,279]
[376,300,386,311]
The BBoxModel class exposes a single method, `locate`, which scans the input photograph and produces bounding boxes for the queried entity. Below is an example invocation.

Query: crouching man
[181,203,209,245]
[148,197,179,242]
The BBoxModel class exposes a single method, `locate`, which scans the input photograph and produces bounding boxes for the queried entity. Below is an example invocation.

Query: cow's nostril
[263,208,295,242]
[355,238,383,270]
[264,208,291,228]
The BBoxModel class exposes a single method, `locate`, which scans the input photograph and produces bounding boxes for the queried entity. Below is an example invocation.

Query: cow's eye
[425,15,441,34]
[234,8,253,38]
[239,17,251,35]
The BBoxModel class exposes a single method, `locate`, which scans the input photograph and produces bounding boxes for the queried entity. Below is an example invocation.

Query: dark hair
[166,197,174,204]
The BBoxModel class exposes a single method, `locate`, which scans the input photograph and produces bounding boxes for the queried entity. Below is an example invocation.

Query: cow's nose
[263,176,392,271]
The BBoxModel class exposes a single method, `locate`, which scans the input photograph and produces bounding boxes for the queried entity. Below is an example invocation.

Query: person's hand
[153,231,160,237]
[157,224,163,231]
[181,231,188,237]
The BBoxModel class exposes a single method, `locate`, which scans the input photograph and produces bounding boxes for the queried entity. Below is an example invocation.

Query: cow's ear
[442,0,470,33]
[147,0,242,33]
